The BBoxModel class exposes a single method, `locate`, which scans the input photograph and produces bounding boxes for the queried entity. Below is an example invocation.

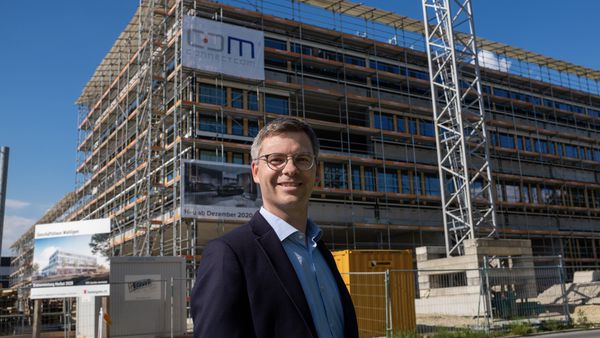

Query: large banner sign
[31,219,111,299]
[181,160,261,221]
[182,15,265,80]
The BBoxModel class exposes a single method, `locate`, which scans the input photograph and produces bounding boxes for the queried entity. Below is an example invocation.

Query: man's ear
[251,161,260,184]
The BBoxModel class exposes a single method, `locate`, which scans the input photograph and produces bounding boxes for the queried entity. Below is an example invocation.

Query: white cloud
[5,199,30,209]
[476,50,511,72]
[2,215,35,256]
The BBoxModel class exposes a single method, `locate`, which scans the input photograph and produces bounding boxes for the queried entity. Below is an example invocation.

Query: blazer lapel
[251,213,317,337]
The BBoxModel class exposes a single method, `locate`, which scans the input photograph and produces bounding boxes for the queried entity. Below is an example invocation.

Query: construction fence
[4,258,600,337]
[347,255,598,337]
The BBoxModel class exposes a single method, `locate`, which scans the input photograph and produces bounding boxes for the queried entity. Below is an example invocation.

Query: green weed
[538,319,569,332]
[432,328,489,338]
[507,321,534,336]
[393,331,421,338]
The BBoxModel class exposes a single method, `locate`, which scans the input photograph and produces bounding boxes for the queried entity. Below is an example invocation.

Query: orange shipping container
[333,250,416,337]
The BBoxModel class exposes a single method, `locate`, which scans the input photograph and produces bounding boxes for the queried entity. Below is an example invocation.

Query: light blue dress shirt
[259,207,344,338]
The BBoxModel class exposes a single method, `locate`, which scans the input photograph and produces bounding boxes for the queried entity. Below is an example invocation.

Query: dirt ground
[416,312,568,329]
[417,314,482,328]
[573,305,600,325]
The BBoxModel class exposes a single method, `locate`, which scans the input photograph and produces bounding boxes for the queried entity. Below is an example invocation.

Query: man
[191,117,358,338]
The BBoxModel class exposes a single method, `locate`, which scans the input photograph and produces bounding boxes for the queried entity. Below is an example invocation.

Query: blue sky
[1,1,598,256]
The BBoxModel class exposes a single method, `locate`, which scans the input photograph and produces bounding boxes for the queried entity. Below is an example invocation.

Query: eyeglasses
[255,153,316,171]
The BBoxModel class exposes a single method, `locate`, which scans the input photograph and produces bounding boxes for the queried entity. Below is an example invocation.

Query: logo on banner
[188,30,256,60]
[182,16,265,80]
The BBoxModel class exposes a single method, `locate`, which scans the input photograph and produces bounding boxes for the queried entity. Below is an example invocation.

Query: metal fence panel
[482,256,570,329]
[341,271,389,337]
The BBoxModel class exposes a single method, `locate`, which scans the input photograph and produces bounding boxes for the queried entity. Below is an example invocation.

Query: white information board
[31,219,111,299]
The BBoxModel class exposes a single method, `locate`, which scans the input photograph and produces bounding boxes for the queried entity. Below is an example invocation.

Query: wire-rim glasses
[255,153,316,171]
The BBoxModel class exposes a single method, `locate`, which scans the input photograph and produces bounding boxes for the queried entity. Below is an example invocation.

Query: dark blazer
[191,212,358,338]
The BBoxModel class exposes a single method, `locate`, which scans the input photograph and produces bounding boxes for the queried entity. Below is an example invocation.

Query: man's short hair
[251,117,320,159]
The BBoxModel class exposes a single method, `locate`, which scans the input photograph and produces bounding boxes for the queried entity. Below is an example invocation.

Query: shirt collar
[306,219,323,242]
[259,207,322,242]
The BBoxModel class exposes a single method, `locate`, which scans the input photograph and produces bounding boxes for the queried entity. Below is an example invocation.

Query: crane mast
[421,0,498,256]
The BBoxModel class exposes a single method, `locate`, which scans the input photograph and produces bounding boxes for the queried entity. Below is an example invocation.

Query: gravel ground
[417,314,482,328]
[573,305,600,325]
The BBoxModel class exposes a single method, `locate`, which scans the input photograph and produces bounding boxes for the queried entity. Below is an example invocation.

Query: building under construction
[65,0,600,278]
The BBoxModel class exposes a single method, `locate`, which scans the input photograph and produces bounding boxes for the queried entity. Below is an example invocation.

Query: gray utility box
[109,256,186,337]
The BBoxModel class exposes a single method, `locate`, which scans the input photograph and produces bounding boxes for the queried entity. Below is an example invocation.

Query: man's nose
[281,157,299,175]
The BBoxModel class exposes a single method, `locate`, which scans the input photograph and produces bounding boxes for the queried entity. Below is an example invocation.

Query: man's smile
[278,182,302,187]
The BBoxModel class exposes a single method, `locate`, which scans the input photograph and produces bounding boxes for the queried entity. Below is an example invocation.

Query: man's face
[251,132,317,216]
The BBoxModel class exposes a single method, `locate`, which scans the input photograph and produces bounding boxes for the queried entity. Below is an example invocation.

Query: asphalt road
[524,329,600,337]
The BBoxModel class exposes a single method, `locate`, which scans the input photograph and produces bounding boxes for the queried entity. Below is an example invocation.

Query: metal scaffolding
[63,0,600,274]
[131,0,167,256]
